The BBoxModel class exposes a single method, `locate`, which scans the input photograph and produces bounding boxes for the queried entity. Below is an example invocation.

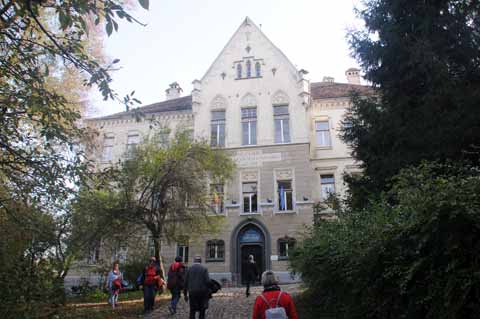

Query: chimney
[345,68,361,85]
[166,82,183,100]
[322,76,335,83]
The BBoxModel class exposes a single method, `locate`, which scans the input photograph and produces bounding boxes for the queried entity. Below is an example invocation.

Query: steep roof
[310,82,374,99]
[88,95,192,121]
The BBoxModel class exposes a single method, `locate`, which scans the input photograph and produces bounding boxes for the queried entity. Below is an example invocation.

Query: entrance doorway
[238,225,265,284]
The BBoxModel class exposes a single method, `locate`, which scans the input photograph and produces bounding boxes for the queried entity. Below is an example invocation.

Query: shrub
[291,162,480,319]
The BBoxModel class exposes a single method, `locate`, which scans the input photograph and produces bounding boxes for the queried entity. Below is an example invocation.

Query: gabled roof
[88,95,192,121]
[310,82,374,99]
[200,16,298,81]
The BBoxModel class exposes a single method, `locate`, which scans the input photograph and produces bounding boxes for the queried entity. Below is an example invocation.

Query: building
[83,17,370,285]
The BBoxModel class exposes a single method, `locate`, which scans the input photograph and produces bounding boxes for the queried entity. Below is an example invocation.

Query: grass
[63,289,168,318]
[67,289,146,304]
[62,302,146,319]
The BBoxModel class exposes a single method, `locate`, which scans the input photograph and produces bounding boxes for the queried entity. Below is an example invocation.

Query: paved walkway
[146,284,301,319]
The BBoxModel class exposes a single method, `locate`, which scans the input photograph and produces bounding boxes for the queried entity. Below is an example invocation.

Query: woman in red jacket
[252,270,298,319]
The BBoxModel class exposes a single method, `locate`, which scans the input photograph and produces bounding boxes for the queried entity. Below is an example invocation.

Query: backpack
[259,291,288,319]
[167,265,178,290]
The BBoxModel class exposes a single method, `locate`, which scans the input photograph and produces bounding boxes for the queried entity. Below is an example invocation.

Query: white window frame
[242,182,258,214]
[320,174,335,200]
[126,132,140,158]
[241,108,257,146]
[211,110,226,147]
[315,120,332,148]
[277,180,294,211]
[210,183,225,215]
[273,168,296,214]
[274,105,290,144]
[102,134,115,162]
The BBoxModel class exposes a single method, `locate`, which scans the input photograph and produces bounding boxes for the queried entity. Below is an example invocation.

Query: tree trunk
[152,233,165,277]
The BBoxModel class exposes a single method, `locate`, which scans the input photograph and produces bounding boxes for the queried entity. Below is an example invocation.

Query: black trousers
[189,294,208,319]
[143,284,156,311]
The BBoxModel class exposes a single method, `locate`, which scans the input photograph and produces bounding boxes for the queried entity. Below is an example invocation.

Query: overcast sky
[89,0,363,117]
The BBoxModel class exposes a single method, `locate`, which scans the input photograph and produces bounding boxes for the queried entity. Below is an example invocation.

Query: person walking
[245,254,258,297]
[167,256,187,315]
[252,270,298,319]
[106,261,122,309]
[141,256,163,314]
[184,255,211,319]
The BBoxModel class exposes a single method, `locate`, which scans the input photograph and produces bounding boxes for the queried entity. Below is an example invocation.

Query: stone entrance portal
[231,220,271,286]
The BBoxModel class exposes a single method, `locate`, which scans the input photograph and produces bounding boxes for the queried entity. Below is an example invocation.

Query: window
[237,63,242,79]
[177,237,189,263]
[88,242,101,264]
[206,240,225,261]
[274,106,290,143]
[157,130,170,146]
[277,180,293,211]
[278,237,296,259]
[211,110,226,147]
[246,60,252,78]
[241,108,257,145]
[210,184,224,214]
[242,182,258,213]
[126,132,140,158]
[255,62,261,77]
[320,174,335,200]
[102,134,115,161]
[315,121,331,147]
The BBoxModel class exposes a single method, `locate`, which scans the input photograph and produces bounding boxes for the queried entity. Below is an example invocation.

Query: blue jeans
[170,288,181,311]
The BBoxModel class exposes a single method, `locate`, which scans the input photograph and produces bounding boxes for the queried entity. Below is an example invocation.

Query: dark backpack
[167,264,184,290]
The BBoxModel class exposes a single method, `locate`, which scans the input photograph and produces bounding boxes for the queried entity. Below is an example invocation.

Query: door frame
[230,219,272,283]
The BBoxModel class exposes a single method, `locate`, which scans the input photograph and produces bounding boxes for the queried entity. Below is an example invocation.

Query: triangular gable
[200,17,298,82]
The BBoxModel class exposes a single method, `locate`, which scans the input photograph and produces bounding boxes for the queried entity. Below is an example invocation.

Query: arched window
[206,240,225,261]
[255,62,261,77]
[278,237,296,260]
[237,63,242,79]
[246,60,252,78]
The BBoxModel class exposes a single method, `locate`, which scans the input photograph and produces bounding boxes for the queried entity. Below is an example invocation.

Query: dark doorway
[238,225,265,284]
[240,244,264,284]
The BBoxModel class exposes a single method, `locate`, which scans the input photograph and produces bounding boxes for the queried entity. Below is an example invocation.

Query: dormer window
[236,63,242,79]
[255,62,261,77]
[246,60,252,78]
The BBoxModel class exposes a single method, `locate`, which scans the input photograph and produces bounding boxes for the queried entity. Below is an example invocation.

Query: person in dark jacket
[141,256,163,314]
[184,255,210,319]
[245,254,258,297]
[167,256,186,314]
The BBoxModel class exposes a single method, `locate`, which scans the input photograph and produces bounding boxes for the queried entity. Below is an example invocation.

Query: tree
[76,130,235,267]
[342,0,480,207]
[0,0,148,214]
[0,1,148,316]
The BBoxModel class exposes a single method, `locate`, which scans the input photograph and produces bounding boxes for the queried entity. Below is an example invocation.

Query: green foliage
[291,162,480,319]
[76,129,235,261]
[342,0,480,208]
[0,1,148,318]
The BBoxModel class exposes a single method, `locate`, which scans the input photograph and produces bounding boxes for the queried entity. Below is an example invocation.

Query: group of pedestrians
[106,254,298,319]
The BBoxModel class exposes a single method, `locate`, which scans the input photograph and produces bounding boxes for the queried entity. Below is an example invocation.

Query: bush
[291,162,480,319]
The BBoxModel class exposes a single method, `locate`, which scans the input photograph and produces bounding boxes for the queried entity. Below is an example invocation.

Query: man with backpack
[252,270,298,319]
[167,256,186,315]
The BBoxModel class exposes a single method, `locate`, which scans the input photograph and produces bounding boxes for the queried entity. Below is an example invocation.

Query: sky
[89,0,363,117]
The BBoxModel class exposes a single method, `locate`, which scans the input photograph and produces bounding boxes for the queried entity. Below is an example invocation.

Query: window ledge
[206,258,225,263]
[296,200,314,205]
[225,204,240,208]
[315,146,333,150]
[260,202,274,207]
[274,210,296,215]
[240,212,262,216]
[235,76,263,80]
